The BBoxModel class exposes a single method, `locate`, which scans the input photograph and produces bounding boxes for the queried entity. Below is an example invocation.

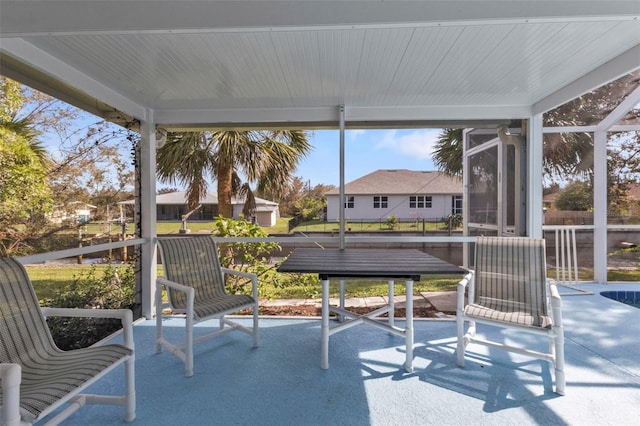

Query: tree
[554,181,592,211]
[1,77,136,254]
[156,132,212,211]
[267,176,308,216]
[157,130,312,218]
[0,78,49,165]
[291,182,334,221]
[432,128,463,176]
[0,78,54,254]
[260,176,334,218]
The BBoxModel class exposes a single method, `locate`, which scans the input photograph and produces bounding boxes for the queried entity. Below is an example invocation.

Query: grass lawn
[66,217,456,236]
[265,274,463,300]
[26,264,110,300]
[25,264,462,302]
[25,264,640,304]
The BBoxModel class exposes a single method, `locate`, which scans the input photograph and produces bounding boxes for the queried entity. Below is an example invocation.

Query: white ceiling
[1,1,639,129]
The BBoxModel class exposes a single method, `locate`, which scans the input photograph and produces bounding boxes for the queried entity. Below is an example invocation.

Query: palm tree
[1,77,48,165]
[432,128,463,176]
[156,132,214,212]
[157,130,312,219]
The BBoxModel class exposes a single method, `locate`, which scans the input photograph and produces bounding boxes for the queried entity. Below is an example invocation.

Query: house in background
[325,170,462,222]
[119,191,280,227]
[47,201,97,224]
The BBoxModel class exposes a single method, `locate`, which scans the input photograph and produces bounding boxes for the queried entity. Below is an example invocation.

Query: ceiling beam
[2,1,638,36]
[533,44,640,115]
[154,105,520,130]
[597,84,640,131]
[1,38,146,122]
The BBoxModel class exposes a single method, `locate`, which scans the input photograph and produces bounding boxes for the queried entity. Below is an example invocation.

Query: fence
[290,217,456,233]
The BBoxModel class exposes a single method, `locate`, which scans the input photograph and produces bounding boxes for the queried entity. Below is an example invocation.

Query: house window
[409,195,432,208]
[452,195,463,215]
[344,196,354,208]
[373,196,388,208]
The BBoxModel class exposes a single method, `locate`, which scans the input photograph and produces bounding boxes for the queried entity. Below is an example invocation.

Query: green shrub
[212,215,281,295]
[386,215,398,230]
[43,262,136,350]
[442,213,463,230]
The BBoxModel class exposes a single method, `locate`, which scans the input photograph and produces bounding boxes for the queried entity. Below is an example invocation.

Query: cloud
[375,129,440,159]
[347,129,366,141]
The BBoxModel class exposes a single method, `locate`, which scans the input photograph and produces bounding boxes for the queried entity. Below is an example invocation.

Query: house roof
[119,191,277,206]
[1,1,638,130]
[325,170,462,195]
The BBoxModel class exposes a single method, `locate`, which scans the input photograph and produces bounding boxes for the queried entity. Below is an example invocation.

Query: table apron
[319,274,421,281]
[327,306,407,338]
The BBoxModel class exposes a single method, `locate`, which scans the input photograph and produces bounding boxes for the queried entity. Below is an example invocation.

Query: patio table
[277,248,465,372]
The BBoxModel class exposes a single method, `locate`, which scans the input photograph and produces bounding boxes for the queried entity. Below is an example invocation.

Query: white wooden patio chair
[0,257,136,425]
[156,236,259,377]
[456,236,566,395]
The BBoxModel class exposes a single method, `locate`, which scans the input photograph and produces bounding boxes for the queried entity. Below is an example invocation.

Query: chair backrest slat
[473,236,548,320]
[0,257,59,365]
[157,237,227,310]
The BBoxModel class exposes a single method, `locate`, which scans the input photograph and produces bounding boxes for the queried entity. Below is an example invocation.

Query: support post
[593,130,607,283]
[139,116,157,319]
[527,114,544,238]
[339,105,346,250]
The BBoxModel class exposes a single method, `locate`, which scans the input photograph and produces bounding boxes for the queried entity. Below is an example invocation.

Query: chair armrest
[0,363,21,426]
[41,307,134,350]
[156,276,195,295]
[457,271,474,309]
[221,268,259,298]
[547,279,563,326]
[156,276,196,314]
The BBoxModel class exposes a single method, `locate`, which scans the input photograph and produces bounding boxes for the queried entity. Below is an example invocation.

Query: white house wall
[326,194,457,222]
[231,205,278,227]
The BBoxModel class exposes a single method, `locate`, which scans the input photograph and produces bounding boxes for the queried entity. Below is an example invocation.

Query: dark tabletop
[277,248,465,281]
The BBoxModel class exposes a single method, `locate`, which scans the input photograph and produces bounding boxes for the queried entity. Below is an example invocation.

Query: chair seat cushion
[15,344,132,421]
[464,303,552,328]
[192,294,256,318]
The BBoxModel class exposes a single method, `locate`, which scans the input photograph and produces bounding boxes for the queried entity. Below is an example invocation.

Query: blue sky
[296,129,442,187]
[40,106,443,190]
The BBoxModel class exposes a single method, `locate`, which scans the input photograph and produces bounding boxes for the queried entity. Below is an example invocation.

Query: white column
[527,114,544,238]
[338,105,345,250]
[593,131,607,284]
[139,116,157,319]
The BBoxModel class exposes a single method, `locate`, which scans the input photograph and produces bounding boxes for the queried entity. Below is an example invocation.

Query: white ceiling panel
[1,1,639,129]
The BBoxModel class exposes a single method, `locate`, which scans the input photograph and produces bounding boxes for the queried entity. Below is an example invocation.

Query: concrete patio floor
[52,283,639,425]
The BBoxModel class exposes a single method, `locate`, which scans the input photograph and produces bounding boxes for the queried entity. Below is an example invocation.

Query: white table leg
[339,279,345,323]
[388,280,394,328]
[404,279,414,372]
[321,278,330,369]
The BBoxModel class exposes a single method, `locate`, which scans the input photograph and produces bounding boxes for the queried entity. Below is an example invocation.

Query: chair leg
[155,322,162,354]
[124,355,136,422]
[553,325,566,395]
[155,286,163,354]
[0,364,21,426]
[252,303,259,347]
[185,314,194,377]
[456,315,466,367]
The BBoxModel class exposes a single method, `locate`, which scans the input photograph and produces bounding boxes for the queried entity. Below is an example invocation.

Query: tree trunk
[217,161,234,217]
